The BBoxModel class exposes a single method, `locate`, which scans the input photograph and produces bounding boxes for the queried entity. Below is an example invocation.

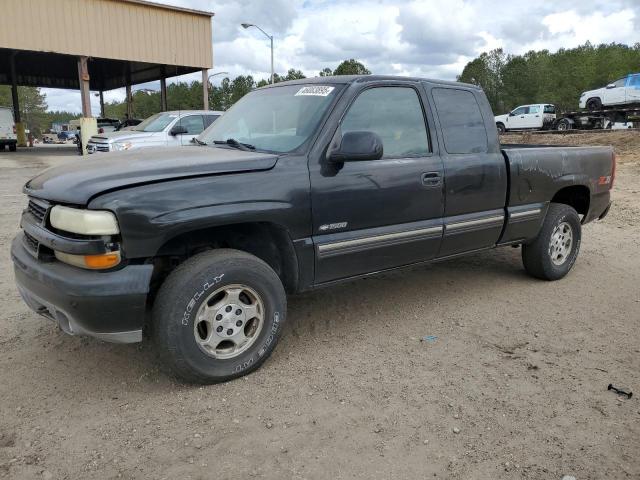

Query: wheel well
[551,185,590,217]
[152,222,299,294]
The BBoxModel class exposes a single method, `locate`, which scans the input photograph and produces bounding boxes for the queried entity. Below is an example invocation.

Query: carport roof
[0,0,214,91]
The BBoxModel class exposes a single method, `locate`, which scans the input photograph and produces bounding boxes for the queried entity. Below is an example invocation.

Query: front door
[309,84,444,284]
[507,106,528,129]
[603,77,627,105]
[177,115,206,145]
[429,87,508,257]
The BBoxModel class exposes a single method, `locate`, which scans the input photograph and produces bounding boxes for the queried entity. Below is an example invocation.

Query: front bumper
[11,234,153,343]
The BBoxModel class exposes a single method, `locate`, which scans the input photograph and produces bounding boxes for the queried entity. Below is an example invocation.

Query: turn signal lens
[55,251,121,270]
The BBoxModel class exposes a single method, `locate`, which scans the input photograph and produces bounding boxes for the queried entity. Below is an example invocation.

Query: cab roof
[264,75,481,90]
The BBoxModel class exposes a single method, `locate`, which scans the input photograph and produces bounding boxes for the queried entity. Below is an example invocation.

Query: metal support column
[10,52,26,147]
[160,77,167,111]
[99,91,105,118]
[202,69,209,110]
[78,56,92,117]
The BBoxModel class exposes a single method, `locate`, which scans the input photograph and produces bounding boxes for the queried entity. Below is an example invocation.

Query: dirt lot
[1,135,639,480]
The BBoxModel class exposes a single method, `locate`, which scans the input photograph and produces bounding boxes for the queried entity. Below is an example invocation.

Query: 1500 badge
[319,222,348,232]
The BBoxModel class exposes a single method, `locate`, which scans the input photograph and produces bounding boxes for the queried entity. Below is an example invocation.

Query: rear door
[428,86,508,257]
[309,83,444,284]
[627,74,640,103]
[525,105,543,128]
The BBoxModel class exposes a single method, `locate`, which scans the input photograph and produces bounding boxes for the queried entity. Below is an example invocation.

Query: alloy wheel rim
[549,221,573,266]
[193,284,264,359]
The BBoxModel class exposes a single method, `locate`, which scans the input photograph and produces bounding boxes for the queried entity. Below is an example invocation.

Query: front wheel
[496,123,506,134]
[522,203,581,281]
[153,249,287,383]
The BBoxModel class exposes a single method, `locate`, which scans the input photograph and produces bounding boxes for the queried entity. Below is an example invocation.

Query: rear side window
[544,105,555,114]
[528,105,540,114]
[341,86,430,158]
[432,88,488,154]
[204,115,220,128]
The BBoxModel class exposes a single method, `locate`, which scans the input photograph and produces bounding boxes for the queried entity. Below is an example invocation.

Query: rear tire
[522,203,581,281]
[153,249,287,383]
[586,98,602,111]
[556,119,571,131]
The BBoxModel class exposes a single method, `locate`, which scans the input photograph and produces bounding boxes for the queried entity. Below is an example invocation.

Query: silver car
[87,110,222,153]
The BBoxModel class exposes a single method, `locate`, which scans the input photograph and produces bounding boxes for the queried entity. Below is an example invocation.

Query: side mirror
[327,131,383,163]
[170,125,188,136]
[509,112,515,116]
[606,83,616,89]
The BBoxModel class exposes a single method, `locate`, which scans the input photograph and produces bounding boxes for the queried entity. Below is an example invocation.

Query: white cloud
[43,0,640,113]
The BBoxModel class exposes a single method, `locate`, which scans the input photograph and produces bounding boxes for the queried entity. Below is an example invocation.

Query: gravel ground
[1,136,639,480]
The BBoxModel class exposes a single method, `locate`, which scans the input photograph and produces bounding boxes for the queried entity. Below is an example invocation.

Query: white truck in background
[0,107,18,152]
[494,104,556,133]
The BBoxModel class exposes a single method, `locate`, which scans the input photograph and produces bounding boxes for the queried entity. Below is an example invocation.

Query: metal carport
[0,0,214,152]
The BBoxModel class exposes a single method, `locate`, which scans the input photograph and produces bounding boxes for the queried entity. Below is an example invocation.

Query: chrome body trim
[317,225,443,254]
[445,215,504,231]
[510,208,542,219]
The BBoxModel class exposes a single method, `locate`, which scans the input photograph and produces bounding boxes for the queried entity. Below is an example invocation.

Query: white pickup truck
[494,104,556,133]
[86,110,222,154]
[579,73,640,110]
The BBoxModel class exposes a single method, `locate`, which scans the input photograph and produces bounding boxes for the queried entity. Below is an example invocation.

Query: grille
[28,198,49,224]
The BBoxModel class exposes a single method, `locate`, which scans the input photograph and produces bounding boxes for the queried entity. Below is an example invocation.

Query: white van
[494,104,556,132]
[0,107,17,152]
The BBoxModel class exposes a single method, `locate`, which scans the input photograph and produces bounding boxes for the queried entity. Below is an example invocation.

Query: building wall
[0,0,213,69]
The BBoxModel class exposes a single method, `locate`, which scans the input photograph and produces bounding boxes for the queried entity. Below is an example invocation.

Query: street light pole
[241,23,274,84]
[207,71,229,86]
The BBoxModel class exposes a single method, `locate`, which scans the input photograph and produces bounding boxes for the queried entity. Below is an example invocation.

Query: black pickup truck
[11,76,615,383]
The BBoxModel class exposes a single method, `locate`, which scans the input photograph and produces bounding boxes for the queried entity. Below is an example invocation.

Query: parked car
[86,111,222,153]
[0,107,17,152]
[57,130,76,142]
[494,104,556,132]
[579,73,640,110]
[12,76,615,383]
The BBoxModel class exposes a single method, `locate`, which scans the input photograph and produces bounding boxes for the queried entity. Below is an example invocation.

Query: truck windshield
[132,112,178,132]
[198,84,342,153]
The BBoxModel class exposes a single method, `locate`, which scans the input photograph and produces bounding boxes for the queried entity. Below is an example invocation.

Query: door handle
[422,172,441,187]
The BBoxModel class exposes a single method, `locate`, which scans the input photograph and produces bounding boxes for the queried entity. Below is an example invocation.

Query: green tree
[319,67,333,77]
[333,59,371,75]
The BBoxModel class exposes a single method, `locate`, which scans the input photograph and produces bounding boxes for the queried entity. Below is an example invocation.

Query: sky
[43,0,640,114]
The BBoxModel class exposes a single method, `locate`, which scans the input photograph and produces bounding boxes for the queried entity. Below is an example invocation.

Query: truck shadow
[18,246,529,392]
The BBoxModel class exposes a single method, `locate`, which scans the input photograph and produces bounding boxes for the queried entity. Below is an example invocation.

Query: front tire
[522,203,581,281]
[496,123,506,134]
[586,98,602,111]
[153,249,287,383]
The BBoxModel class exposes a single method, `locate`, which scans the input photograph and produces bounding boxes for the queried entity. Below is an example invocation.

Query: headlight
[112,141,132,151]
[50,205,119,235]
[54,250,121,270]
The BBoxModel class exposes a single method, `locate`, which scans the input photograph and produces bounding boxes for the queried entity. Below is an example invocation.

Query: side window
[612,77,626,88]
[544,105,556,114]
[529,105,540,114]
[629,75,640,88]
[178,115,205,134]
[511,106,526,115]
[204,115,220,128]
[432,88,488,154]
[341,87,430,158]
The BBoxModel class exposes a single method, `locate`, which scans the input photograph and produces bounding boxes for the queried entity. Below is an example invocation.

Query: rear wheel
[522,203,581,281]
[586,98,602,111]
[556,119,571,131]
[496,123,506,134]
[153,249,287,383]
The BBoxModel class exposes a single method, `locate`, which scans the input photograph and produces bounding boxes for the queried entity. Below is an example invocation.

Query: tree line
[458,42,640,113]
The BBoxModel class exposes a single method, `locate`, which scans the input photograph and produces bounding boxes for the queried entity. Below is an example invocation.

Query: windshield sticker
[295,86,335,97]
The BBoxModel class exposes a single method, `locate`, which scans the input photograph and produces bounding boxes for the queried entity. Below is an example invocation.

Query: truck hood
[494,113,509,123]
[89,130,156,143]
[25,146,279,205]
